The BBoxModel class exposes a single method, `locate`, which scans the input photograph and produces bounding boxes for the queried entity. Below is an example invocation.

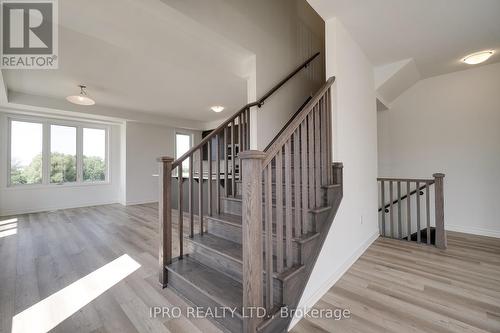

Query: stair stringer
[257,169,343,333]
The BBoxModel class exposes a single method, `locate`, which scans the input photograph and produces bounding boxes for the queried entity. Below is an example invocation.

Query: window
[10,121,43,185]
[176,133,191,175]
[51,125,77,183]
[83,128,106,182]
[8,117,109,186]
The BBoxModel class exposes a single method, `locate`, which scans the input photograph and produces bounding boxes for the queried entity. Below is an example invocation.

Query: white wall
[0,110,204,215]
[293,18,379,327]
[161,0,325,150]
[124,121,201,205]
[378,62,500,238]
[0,111,123,216]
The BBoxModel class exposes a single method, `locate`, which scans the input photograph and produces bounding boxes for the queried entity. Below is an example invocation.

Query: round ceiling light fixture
[66,84,96,106]
[211,105,224,113]
[462,50,494,65]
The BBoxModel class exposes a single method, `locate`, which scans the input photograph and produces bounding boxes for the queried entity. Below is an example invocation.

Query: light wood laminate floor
[292,232,500,333]
[1,204,499,333]
[0,203,221,333]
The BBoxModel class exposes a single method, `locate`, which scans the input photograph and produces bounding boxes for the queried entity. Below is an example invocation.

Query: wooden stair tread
[167,256,243,313]
[207,212,242,226]
[189,233,308,281]
[189,233,242,262]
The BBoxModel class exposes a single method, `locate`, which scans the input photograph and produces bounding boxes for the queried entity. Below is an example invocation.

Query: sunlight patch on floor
[0,228,17,238]
[0,218,18,226]
[11,254,141,333]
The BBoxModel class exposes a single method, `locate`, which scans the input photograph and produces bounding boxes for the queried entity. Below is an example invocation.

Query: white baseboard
[0,200,120,216]
[125,200,158,206]
[446,224,500,239]
[288,231,380,330]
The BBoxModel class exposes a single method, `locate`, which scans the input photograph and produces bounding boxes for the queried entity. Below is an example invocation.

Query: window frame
[174,131,193,177]
[7,115,110,188]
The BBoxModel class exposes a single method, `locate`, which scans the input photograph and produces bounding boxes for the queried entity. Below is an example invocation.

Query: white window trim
[6,114,110,188]
[174,131,193,177]
[174,131,193,159]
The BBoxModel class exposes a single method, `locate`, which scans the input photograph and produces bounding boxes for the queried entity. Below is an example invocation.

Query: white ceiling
[306,0,500,78]
[3,0,252,123]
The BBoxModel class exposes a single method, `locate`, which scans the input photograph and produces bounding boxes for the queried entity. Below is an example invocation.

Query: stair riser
[222,198,242,216]
[187,240,284,305]
[167,268,243,333]
[187,240,242,282]
[206,218,309,254]
[207,218,242,243]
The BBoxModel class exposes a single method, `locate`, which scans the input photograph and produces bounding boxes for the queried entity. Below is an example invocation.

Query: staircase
[157,54,343,333]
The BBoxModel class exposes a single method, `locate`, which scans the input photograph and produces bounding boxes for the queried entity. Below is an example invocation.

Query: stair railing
[240,76,336,331]
[377,174,446,249]
[157,52,320,288]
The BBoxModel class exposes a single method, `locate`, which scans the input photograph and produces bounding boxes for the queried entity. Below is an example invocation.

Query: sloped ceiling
[307,0,500,79]
[2,0,253,123]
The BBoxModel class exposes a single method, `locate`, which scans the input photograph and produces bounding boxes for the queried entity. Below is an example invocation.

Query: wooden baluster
[293,131,301,238]
[416,181,421,243]
[199,148,204,235]
[300,121,308,234]
[178,165,184,258]
[320,97,327,185]
[397,181,402,239]
[276,148,284,273]
[247,108,251,149]
[265,164,273,310]
[240,151,264,333]
[208,139,212,217]
[158,156,173,287]
[224,127,229,197]
[231,121,236,197]
[433,173,447,249]
[425,181,431,245]
[189,155,194,238]
[238,115,242,181]
[308,112,315,209]
[240,110,246,151]
[326,88,333,184]
[284,140,293,268]
[314,106,321,207]
[216,134,221,214]
[380,180,386,237]
[389,181,394,238]
[406,181,411,241]
[243,109,250,150]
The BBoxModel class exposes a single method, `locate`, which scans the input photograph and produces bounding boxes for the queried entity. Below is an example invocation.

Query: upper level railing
[240,76,336,330]
[377,175,446,249]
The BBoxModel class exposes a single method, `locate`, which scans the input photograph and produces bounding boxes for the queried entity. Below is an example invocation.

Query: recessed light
[462,50,494,65]
[66,84,96,106]
[211,106,224,113]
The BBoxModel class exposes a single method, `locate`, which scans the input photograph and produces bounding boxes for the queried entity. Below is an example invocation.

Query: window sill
[5,181,111,191]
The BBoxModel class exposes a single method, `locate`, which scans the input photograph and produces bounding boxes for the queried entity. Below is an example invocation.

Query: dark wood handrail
[378,181,435,212]
[263,76,336,167]
[263,95,312,152]
[172,52,320,169]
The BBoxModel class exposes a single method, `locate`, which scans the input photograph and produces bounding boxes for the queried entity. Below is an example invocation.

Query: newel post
[158,156,174,288]
[240,150,265,333]
[433,173,447,249]
[332,162,343,188]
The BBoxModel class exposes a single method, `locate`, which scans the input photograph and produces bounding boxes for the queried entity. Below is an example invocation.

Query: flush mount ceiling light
[66,85,96,106]
[462,50,494,65]
[211,106,224,113]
